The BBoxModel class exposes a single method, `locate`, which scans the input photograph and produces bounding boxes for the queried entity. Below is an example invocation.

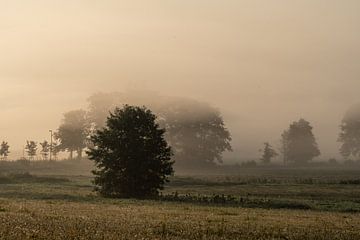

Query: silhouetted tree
[56,109,89,160]
[338,104,360,160]
[25,141,37,160]
[40,140,50,160]
[51,141,60,161]
[0,141,10,160]
[87,92,232,168]
[260,142,278,164]
[87,105,174,198]
[281,119,320,165]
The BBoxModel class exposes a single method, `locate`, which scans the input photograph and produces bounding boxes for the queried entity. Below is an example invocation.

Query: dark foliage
[87,105,174,198]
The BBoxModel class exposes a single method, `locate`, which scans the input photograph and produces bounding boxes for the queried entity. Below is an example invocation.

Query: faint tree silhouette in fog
[281,119,320,165]
[25,141,37,160]
[87,105,173,198]
[51,140,60,161]
[87,92,232,168]
[87,92,122,129]
[56,109,89,160]
[280,130,290,165]
[40,140,50,160]
[158,101,232,168]
[0,141,10,160]
[338,104,360,160]
[260,142,278,164]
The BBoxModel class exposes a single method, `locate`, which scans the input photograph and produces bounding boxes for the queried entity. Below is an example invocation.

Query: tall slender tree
[51,141,60,161]
[0,141,10,160]
[280,130,290,165]
[260,142,278,164]
[25,141,37,160]
[40,140,50,160]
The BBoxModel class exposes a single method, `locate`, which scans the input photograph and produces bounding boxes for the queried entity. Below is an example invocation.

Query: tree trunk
[77,149,82,160]
[69,150,73,160]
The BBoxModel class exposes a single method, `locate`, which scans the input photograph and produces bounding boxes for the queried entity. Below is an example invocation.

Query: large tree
[157,100,232,168]
[87,105,173,198]
[338,104,360,160]
[281,119,320,165]
[87,92,232,168]
[56,109,89,160]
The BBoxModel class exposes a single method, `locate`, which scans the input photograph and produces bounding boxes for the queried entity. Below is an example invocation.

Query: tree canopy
[157,100,232,168]
[338,104,360,160]
[86,92,232,168]
[87,105,174,198]
[55,109,89,160]
[281,119,320,165]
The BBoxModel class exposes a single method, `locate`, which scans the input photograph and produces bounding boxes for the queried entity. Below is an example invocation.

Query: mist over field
[1,0,360,161]
[2,2,360,239]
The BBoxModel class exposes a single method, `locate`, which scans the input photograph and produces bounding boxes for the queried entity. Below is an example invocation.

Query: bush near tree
[260,142,278,164]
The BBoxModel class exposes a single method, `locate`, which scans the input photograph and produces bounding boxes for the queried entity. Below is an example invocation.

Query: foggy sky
[1,0,360,160]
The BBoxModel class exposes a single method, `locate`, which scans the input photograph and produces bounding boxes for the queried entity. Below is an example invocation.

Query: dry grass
[0,166,360,239]
[0,199,359,239]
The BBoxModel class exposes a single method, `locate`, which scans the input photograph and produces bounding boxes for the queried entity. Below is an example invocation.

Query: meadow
[0,160,360,239]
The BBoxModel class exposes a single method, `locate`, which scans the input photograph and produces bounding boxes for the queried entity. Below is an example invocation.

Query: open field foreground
[0,198,359,240]
[0,170,360,240]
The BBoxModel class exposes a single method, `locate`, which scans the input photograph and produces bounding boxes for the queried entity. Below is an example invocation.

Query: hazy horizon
[1,0,360,161]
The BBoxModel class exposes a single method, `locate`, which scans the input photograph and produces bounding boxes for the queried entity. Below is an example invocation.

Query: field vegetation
[0,160,360,239]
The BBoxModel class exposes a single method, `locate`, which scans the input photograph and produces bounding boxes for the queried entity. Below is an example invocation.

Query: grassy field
[0,160,360,239]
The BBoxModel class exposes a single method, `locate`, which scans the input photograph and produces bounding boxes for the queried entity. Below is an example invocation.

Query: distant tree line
[23,140,59,161]
[2,93,360,168]
[260,103,360,165]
